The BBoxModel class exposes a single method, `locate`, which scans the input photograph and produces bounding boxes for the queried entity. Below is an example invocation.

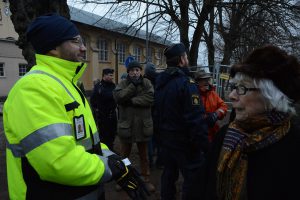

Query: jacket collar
[33,54,87,83]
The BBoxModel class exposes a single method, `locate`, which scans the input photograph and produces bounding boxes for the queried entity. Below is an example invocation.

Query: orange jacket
[199,85,228,142]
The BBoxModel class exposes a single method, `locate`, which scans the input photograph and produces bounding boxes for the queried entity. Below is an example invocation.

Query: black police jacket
[90,80,117,119]
[154,66,208,151]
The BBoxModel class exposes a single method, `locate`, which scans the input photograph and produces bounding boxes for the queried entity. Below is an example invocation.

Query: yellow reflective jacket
[4,54,112,200]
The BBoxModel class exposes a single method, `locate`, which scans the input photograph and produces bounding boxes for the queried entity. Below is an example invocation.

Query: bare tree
[74,0,219,66]
[9,0,70,69]
[215,0,300,64]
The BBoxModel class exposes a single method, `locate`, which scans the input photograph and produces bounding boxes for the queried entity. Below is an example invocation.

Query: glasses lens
[230,83,236,91]
[71,37,83,46]
[237,85,247,95]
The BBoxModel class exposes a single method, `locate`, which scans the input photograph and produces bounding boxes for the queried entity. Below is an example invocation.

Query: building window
[98,39,109,61]
[82,36,88,60]
[156,49,163,65]
[0,63,4,77]
[19,64,27,76]
[117,43,126,63]
[133,46,142,62]
[148,48,154,62]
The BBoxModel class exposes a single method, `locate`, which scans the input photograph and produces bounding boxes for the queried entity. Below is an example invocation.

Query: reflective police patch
[189,78,195,83]
[73,115,86,140]
[191,94,200,105]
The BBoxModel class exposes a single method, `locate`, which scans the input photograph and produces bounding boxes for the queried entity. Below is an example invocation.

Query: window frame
[98,39,109,62]
[81,36,88,60]
[19,63,27,77]
[117,42,126,64]
[0,63,5,77]
[133,46,142,62]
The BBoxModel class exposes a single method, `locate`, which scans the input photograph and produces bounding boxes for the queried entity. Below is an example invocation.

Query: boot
[115,184,122,191]
[143,176,156,192]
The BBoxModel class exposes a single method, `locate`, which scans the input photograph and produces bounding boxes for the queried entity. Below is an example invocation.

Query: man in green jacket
[113,60,155,192]
[4,13,147,200]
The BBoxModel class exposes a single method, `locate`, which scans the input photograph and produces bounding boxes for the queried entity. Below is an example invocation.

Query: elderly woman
[205,45,300,200]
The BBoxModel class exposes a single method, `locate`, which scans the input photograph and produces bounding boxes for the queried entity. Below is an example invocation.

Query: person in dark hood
[154,43,208,200]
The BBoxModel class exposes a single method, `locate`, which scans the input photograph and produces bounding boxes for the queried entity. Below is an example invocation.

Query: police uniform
[154,43,208,200]
[90,68,117,150]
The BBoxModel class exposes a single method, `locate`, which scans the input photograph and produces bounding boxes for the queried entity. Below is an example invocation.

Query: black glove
[128,76,143,86]
[206,112,218,128]
[120,99,133,106]
[108,154,150,199]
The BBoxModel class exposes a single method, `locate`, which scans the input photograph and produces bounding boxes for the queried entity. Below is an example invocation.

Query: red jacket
[199,85,227,142]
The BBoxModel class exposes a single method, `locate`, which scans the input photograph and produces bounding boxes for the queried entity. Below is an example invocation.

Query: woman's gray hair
[234,73,296,115]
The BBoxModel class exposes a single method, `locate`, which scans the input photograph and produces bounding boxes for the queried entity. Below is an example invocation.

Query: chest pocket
[26,71,83,136]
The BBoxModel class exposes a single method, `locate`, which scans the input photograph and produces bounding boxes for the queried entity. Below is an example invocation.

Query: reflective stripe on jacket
[4,54,112,200]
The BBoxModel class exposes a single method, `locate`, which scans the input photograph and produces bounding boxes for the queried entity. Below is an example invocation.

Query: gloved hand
[206,112,218,128]
[108,154,150,199]
[128,76,143,86]
[120,99,133,106]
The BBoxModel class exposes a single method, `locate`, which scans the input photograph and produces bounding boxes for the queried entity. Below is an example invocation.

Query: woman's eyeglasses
[229,83,259,95]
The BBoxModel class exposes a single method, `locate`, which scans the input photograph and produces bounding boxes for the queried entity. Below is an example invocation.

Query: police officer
[154,43,208,200]
[91,68,117,151]
[3,13,148,200]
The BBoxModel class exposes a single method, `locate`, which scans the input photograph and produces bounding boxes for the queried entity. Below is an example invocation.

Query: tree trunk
[207,9,215,66]
[9,0,69,69]
[189,0,217,66]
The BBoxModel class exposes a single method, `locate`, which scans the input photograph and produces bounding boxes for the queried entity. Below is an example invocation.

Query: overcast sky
[67,0,209,65]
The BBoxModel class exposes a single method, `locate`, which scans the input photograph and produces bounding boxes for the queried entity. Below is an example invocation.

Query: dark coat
[204,121,300,200]
[90,80,117,117]
[90,80,117,138]
[154,66,208,152]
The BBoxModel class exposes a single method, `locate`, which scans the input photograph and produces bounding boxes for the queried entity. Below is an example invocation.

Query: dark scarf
[216,110,291,200]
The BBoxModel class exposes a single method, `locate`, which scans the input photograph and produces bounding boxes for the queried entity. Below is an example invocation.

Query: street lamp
[145,0,149,65]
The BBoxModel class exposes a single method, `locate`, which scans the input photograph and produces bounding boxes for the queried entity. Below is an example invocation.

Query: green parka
[113,78,154,143]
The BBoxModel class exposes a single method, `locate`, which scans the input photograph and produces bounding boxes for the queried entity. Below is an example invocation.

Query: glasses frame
[69,36,84,47]
[230,83,259,95]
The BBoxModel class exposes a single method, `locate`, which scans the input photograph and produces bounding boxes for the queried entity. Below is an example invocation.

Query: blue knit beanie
[26,13,79,54]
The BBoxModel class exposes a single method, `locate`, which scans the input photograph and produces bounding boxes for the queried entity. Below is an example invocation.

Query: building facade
[0,0,27,97]
[0,2,168,97]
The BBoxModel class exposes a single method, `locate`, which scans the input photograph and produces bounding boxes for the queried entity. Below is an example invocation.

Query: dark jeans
[97,117,117,151]
[160,147,205,200]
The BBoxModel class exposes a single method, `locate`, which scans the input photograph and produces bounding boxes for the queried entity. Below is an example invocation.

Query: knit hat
[194,69,212,81]
[26,13,79,54]
[230,45,300,102]
[145,62,158,80]
[164,43,186,59]
[127,60,142,72]
[103,68,114,75]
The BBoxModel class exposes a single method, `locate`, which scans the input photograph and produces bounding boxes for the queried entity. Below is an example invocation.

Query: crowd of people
[3,13,300,200]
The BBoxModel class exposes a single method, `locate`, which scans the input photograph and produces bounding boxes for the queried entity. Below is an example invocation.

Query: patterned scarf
[216,110,291,200]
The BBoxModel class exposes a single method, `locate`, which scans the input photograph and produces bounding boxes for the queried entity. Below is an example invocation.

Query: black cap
[127,60,142,72]
[164,43,186,59]
[103,68,114,75]
[26,13,79,54]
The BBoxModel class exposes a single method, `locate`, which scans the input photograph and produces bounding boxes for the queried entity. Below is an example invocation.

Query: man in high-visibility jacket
[4,13,148,200]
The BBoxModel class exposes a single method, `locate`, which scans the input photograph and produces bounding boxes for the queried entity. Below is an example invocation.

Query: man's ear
[47,47,60,57]
[178,56,184,66]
